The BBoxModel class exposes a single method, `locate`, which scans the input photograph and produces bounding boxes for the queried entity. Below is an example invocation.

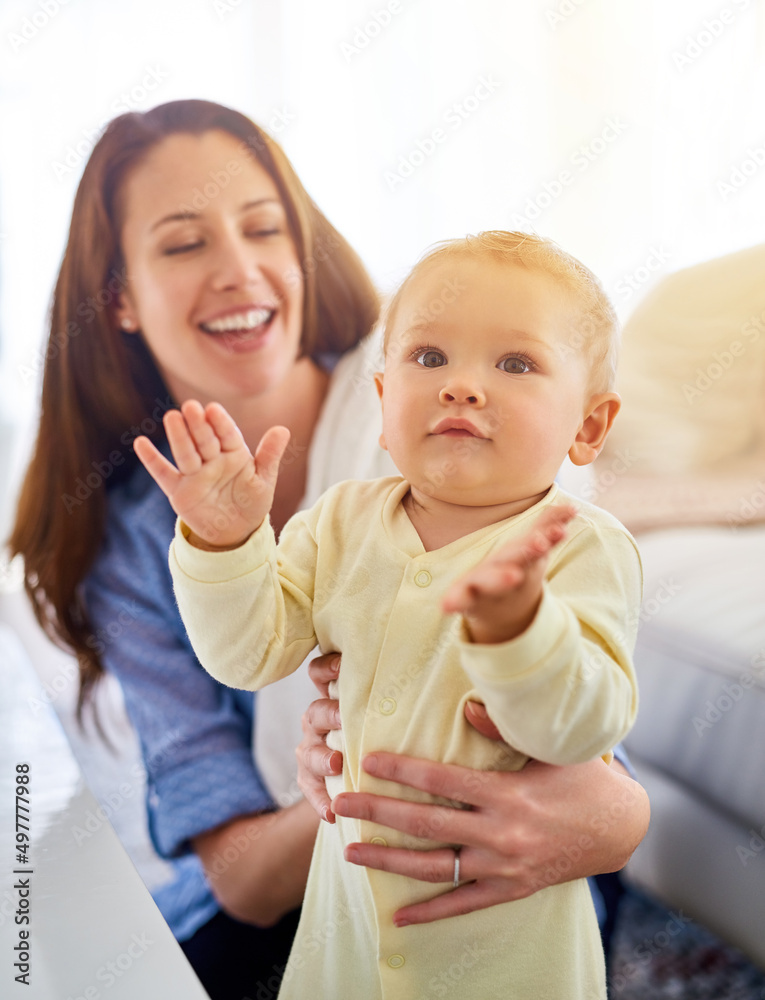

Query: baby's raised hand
[442,504,576,645]
[134,400,290,550]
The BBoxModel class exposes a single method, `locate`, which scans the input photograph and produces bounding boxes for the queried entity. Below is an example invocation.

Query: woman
[10,100,648,1000]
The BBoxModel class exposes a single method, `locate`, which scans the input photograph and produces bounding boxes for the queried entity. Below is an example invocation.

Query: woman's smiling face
[116,129,305,406]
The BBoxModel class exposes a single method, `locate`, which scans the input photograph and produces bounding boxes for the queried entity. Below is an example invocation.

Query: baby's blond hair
[383,231,620,392]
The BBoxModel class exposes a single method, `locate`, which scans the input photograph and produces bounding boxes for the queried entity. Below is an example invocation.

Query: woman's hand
[134,399,290,550]
[332,749,649,926]
[296,658,649,926]
[295,652,344,822]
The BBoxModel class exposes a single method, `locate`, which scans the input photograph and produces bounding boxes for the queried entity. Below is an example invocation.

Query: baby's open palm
[134,400,290,550]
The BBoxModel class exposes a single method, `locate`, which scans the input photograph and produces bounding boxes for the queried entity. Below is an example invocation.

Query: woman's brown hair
[9,99,380,716]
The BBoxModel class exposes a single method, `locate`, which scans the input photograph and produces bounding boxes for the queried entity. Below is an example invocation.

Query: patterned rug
[609,889,765,999]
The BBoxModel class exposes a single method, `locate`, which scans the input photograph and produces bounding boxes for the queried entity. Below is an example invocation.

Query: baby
[137,231,641,999]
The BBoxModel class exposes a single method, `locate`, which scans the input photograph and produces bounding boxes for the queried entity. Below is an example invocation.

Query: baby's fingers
[533,503,577,543]
[254,425,291,487]
[163,408,204,475]
[442,563,524,614]
[133,436,182,497]
[205,402,249,454]
[180,399,225,463]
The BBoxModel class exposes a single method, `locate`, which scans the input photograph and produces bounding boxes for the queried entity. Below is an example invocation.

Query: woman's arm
[83,483,317,929]
[297,659,649,925]
[192,798,318,927]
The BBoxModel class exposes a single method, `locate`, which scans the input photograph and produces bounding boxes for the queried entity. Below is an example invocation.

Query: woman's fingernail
[364,754,379,774]
[330,656,340,673]
[345,847,360,864]
[394,918,410,927]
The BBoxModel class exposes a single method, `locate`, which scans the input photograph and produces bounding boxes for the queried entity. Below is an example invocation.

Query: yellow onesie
[170,477,641,1000]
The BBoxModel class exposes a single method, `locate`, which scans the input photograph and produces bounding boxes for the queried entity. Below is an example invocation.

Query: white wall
[1,0,764,551]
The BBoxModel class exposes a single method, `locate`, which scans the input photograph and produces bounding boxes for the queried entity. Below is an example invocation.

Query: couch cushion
[623,758,765,969]
[595,242,765,532]
[624,525,765,831]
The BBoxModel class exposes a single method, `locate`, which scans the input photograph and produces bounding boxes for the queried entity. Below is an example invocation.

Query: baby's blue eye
[417,350,446,368]
[498,356,531,374]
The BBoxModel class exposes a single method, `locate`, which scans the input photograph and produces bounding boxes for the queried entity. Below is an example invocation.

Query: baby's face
[376,257,596,508]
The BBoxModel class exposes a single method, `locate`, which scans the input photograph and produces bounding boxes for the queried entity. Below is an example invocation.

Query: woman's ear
[114,291,138,333]
[569,392,621,466]
[374,372,387,451]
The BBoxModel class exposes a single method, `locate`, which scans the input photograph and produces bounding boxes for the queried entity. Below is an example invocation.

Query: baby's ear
[373,373,387,451]
[569,393,620,466]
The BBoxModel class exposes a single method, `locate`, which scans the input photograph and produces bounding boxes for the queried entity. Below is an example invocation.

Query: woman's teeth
[201,308,274,333]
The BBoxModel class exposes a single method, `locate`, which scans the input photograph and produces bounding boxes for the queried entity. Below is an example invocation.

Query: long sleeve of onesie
[170,508,321,692]
[458,518,641,764]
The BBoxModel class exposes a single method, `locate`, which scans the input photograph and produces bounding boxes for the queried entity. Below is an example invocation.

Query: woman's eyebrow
[239,197,281,212]
[150,198,282,232]
[150,210,197,232]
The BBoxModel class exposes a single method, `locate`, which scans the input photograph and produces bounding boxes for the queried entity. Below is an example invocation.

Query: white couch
[591,242,765,969]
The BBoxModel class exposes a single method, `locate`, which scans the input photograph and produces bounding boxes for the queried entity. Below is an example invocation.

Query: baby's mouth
[200,307,276,342]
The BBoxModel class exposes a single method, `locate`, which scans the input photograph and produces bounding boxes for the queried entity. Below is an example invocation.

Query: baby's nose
[439,379,485,406]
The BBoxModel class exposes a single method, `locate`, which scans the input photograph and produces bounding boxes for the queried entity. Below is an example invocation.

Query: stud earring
[121,318,134,331]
